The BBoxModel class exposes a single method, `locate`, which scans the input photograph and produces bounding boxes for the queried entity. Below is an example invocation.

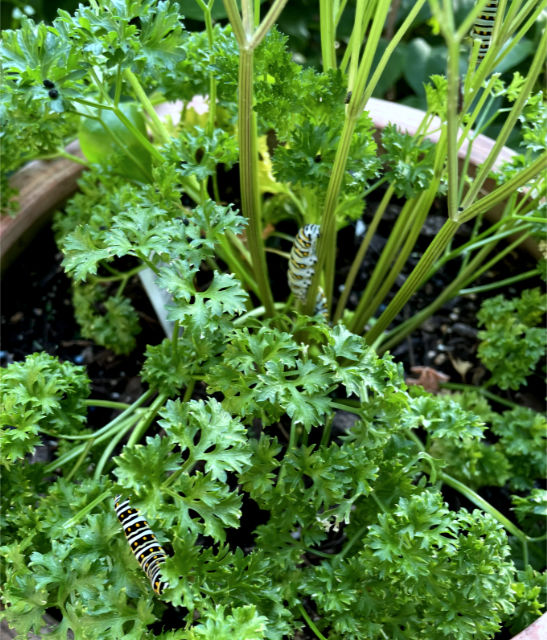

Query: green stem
[439,382,522,410]
[249,0,289,49]
[297,603,329,640]
[56,149,89,166]
[233,302,286,325]
[305,113,357,315]
[329,401,362,415]
[123,68,171,145]
[57,392,154,441]
[460,27,547,211]
[359,0,428,107]
[83,399,132,410]
[460,152,547,224]
[334,185,395,323]
[319,0,336,71]
[65,440,94,482]
[43,391,155,470]
[439,472,529,556]
[236,45,275,315]
[73,97,163,164]
[445,13,461,220]
[126,393,168,447]
[338,524,367,560]
[459,268,540,295]
[365,219,460,344]
[93,415,139,480]
[63,489,112,529]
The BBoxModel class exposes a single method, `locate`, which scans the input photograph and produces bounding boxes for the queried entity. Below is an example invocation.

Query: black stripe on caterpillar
[471,1,498,62]
[287,224,328,317]
[114,495,169,595]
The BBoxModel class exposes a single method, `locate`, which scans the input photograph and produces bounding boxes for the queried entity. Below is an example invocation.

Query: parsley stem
[334,184,395,323]
[297,603,329,640]
[459,268,540,295]
[56,149,88,166]
[93,415,138,480]
[338,523,367,560]
[438,471,530,562]
[319,0,336,71]
[63,489,112,529]
[83,399,131,410]
[123,68,171,145]
[329,401,362,415]
[233,302,286,325]
[438,383,521,410]
[65,440,94,482]
[126,393,168,447]
[365,218,460,344]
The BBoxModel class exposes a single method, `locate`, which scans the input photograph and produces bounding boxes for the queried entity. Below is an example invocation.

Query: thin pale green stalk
[56,149,89,166]
[445,34,461,219]
[359,0,428,107]
[334,185,394,322]
[379,227,534,351]
[237,47,275,315]
[319,0,336,71]
[58,391,154,441]
[439,472,529,554]
[218,236,261,298]
[335,0,349,27]
[304,113,356,314]
[305,0,392,315]
[126,393,169,447]
[233,302,286,325]
[349,187,434,335]
[63,489,112,529]
[365,219,460,344]
[347,0,367,109]
[460,27,547,211]
[84,399,131,410]
[439,382,522,410]
[460,268,540,295]
[250,0,289,49]
[221,0,246,44]
[379,243,495,351]
[124,68,171,144]
[297,604,328,640]
[65,440,94,482]
[93,416,137,480]
[459,152,547,224]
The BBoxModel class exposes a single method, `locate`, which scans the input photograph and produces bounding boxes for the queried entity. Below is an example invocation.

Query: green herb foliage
[1,1,546,639]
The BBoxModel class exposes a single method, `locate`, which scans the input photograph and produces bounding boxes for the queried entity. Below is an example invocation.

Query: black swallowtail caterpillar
[114,495,169,595]
[471,1,499,63]
[287,224,328,317]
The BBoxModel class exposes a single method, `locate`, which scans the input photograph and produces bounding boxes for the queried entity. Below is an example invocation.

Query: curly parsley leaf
[0,353,90,466]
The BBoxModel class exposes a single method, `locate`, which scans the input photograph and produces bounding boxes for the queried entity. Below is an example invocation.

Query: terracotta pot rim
[2,97,536,269]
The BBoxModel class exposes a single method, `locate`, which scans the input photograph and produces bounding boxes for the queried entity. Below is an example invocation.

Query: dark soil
[1,203,544,639]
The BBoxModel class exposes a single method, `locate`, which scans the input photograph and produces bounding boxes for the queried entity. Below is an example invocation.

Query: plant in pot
[1,1,546,639]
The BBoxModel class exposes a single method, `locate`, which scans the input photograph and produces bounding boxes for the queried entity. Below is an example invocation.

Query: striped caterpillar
[287,224,328,317]
[114,495,169,595]
[471,1,499,63]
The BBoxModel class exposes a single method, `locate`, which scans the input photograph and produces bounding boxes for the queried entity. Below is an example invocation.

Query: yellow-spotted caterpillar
[471,1,498,63]
[287,224,328,317]
[114,495,169,595]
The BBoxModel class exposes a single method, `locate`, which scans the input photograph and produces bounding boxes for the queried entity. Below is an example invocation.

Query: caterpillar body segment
[287,224,328,318]
[113,495,169,595]
[471,1,499,63]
